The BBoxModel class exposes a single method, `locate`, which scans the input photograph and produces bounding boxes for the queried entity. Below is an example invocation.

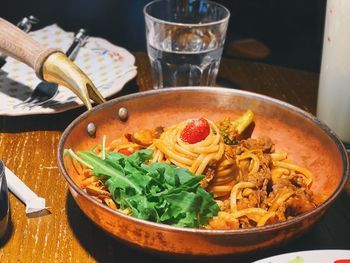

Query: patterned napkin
[0,24,137,115]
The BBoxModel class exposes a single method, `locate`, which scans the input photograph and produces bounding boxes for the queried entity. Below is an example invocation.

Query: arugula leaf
[196,187,220,225]
[73,148,219,228]
[161,191,201,226]
[127,149,153,165]
[78,151,142,194]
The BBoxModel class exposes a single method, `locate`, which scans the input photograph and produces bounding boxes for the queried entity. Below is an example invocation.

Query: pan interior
[63,89,344,215]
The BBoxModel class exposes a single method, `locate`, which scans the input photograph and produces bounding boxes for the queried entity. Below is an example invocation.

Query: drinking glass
[0,161,9,240]
[144,0,230,89]
[317,0,350,147]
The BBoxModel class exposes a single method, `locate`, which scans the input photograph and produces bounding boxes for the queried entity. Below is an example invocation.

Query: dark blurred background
[1,0,326,72]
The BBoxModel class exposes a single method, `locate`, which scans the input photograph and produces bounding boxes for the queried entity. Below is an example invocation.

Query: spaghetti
[148,119,236,188]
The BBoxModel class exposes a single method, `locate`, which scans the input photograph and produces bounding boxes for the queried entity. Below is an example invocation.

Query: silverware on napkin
[65,28,89,61]
[16,28,89,108]
[0,16,39,68]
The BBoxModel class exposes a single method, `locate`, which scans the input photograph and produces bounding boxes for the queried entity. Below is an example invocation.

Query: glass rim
[143,0,230,27]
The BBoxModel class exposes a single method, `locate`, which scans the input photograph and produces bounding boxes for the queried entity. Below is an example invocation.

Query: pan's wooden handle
[0,17,61,78]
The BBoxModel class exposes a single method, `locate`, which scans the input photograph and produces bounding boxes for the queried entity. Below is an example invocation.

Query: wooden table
[0,52,349,262]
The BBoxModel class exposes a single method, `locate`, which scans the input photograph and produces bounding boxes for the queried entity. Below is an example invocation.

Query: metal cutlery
[0,16,39,68]
[16,15,39,32]
[15,28,89,109]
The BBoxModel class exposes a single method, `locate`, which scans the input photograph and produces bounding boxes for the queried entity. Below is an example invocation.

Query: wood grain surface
[0,52,349,263]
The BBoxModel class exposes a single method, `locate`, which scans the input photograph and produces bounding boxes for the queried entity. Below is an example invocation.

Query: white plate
[0,24,137,116]
[253,250,350,263]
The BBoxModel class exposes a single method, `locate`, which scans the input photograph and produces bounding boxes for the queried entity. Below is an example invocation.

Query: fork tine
[25,99,45,109]
[21,98,41,109]
[13,96,37,108]
[27,90,58,108]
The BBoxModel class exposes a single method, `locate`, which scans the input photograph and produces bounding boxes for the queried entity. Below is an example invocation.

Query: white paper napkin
[5,166,47,215]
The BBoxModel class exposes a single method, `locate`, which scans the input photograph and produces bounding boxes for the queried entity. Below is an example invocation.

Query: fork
[15,28,89,109]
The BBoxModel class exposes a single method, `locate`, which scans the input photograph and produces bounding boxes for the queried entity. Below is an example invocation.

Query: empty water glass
[144,0,230,89]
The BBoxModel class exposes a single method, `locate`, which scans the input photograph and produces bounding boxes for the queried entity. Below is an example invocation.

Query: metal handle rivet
[117,107,128,122]
[86,122,96,137]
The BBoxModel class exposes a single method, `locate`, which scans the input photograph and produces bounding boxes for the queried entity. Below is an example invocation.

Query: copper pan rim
[57,86,349,235]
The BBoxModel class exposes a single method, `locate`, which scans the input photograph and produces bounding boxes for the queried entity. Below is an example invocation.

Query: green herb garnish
[221,132,238,145]
[66,148,219,228]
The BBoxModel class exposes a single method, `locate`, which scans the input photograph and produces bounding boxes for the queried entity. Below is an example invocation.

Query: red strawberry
[180,118,210,144]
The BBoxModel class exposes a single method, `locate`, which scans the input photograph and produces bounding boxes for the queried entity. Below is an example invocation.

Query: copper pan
[57,87,349,256]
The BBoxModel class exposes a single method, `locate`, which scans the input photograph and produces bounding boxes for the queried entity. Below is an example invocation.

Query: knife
[66,28,89,61]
